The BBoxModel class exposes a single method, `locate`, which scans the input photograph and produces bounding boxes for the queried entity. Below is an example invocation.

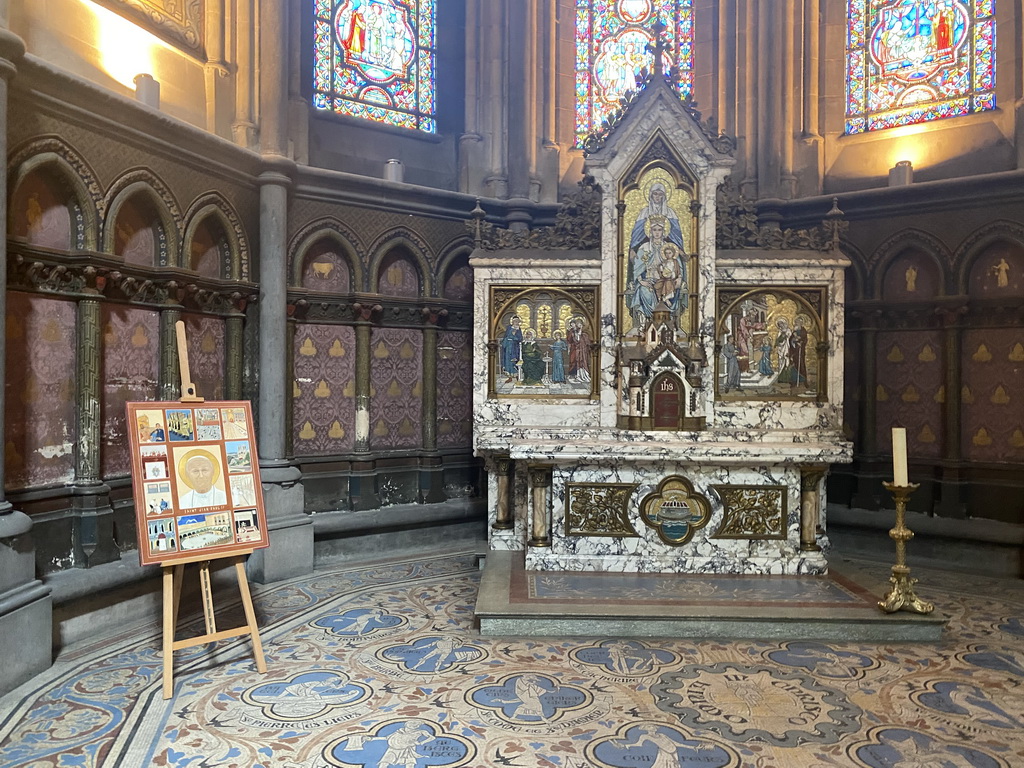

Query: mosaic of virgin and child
[624,181,689,333]
[496,313,592,395]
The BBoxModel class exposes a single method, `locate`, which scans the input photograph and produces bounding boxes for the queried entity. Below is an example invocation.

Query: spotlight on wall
[384,159,404,183]
[888,160,913,187]
[134,73,161,109]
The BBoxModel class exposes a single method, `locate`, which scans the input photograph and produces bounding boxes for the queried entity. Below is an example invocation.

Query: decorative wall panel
[875,329,944,459]
[5,293,77,489]
[101,305,160,478]
[961,328,1024,463]
[94,0,205,56]
[183,313,225,401]
[436,331,472,449]
[377,254,420,297]
[301,245,351,293]
[293,324,357,455]
[370,328,423,450]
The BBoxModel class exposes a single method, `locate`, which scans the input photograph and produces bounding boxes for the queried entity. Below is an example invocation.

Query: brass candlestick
[879,481,933,614]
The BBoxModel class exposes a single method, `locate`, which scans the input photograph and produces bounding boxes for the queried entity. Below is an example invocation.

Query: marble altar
[471,59,852,576]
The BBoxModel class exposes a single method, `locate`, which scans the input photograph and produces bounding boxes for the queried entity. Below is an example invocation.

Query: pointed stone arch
[288,218,363,291]
[954,220,1024,296]
[869,229,950,299]
[435,241,474,301]
[103,170,182,266]
[182,194,250,280]
[368,230,432,297]
[8,136,102,250]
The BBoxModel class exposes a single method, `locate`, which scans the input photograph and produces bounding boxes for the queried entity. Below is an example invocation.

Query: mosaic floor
[1,551,1022,767]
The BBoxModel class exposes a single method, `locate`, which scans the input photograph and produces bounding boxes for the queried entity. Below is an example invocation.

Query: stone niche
[472,69,851,575]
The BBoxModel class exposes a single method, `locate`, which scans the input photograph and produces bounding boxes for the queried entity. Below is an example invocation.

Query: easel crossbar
[172,626,257,650]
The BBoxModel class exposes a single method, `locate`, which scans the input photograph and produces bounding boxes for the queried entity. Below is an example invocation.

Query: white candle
[892,427,908,486]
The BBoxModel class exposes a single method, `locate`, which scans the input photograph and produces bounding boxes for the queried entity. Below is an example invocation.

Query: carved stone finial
[646,18,671,79]
[470,198,486,247]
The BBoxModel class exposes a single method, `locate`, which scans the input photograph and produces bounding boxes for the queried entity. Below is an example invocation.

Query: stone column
[852,309,881,510]
[419,309,446,503]
[226,311,244,400]
[492,456,513,530]
[350,308,380,510]
[72,295,118,567]
[249,163,311,583]
[0,26,53,696]
[159,307,182,400]
[527,465,552,547]
[800,467,826,551]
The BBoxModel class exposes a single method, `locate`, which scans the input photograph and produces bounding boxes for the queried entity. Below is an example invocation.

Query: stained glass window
[313,0,436,133]
[846,0,995,134]
[575,0,694,147]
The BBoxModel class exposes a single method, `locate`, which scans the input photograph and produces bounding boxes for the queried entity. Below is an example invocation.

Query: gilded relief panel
[565,483,639,537]
[711,486,787,540]
[715,288,826,401]
[489,286,599,399]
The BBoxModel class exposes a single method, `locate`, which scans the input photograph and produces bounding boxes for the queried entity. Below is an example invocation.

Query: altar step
[474,551,946,642]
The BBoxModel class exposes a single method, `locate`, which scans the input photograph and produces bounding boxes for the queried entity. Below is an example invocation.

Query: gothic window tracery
[574,0,694,147]
[845,0,995,134]
[313,0,436,133]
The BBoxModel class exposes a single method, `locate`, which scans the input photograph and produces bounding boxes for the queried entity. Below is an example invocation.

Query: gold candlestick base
[879,481,933,615]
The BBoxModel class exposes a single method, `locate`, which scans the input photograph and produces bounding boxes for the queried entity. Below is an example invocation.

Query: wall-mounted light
[888,160,913,187]
[134,73,160,109]
[384,159,404,183]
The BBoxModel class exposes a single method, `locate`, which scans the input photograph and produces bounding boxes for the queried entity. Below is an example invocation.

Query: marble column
[226,312,244,400]
[0,26,52,696]
[492,456,513,531]
[159,307,183,400]
[72,295,118,567]
[800,467,826,551]
[350,314,380,510]
[527,465,552,547]
[419,311,445,504]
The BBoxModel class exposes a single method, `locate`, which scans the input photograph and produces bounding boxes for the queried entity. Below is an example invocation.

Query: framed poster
[127,400,270,566]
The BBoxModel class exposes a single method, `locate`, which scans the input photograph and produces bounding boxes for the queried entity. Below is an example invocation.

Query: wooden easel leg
[198,561,217,635]
[162,566,176,700]
[235,558,267,673]
[171,564,184,628]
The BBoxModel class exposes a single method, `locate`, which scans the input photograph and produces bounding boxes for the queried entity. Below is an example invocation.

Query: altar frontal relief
[621,167,697,339]
[716,288,827,401]
[127,400,269,566]
[489,286,599,399]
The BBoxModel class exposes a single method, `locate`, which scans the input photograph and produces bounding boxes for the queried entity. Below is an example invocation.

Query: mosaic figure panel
[370,327,423,450]
[100,306,159,478]
[436,331,472,449]
[182,313,225,401]
[875,329,944,459]
[293,324,357,455]
[960,328,1024,462]
[301,242,352,293]
[715,289,826,401]
[968,241,1024,297]
[881,249,941,300]
[4,292,77,489]
[621,167,696,338]
[377,253,420,298]
[489,286,599,398]
[10,167,79,250]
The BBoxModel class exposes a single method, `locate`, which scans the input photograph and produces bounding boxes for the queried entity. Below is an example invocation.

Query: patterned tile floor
[0,550,1022,767]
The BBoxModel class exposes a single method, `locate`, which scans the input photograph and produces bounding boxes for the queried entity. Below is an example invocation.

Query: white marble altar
[472,63,852,575]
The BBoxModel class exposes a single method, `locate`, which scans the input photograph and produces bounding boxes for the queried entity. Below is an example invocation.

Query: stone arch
[182,194,250,280]
[289,219,363,291]
[436,241,474,301]
[368,231,432,297]
[954,220,1024,298]
[839,239,868,302]
[103,170,182,266]
[869,229,950,300]
[8,137,102,250]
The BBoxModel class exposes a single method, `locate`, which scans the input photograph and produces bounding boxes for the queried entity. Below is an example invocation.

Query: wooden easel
[162,321,267,699]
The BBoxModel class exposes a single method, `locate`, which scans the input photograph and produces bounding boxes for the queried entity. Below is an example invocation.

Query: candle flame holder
[879,481,933,615]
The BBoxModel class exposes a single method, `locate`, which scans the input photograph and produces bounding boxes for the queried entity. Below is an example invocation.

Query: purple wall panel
[377,255,419,297]
[183,313,226,401]
[961,328,1024,463]
[101,306,160,478]
[5,293,77,490]
[875,329,944,459]
[293,324,357,455]
[370,328,423,450]
[436,331,472,448]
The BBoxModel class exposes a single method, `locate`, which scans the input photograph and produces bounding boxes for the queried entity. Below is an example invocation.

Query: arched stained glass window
[846,0,995,134]
[575,0,694,147]
[313,0,436,133]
